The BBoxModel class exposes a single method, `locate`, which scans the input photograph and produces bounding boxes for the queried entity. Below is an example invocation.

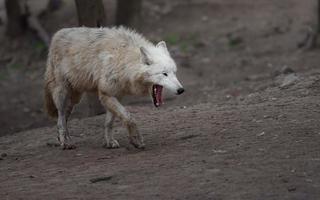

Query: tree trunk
[5,0,26,36]
[75,0,107,27]
[75,0,107,116]
[47,0,63,11]
[317,0,320,33]
[308,0,320,48]
[116,0,142,27]
[298,0,320,49]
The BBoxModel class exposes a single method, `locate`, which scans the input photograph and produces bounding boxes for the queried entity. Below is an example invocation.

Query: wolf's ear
[140,47,153,65]
[156,41,169,55]
[156,41,167,49]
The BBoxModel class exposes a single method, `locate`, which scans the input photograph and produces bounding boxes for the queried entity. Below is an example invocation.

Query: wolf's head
[140,41,184,107]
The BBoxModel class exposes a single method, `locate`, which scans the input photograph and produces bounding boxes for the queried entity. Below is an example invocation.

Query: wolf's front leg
[104,111,120,148]
[99,95,145,149]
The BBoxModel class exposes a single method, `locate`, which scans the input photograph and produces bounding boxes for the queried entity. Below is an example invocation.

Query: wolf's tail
[44,83,58,118]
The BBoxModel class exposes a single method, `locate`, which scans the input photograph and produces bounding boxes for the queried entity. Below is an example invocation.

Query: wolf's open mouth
[152,84,163,107]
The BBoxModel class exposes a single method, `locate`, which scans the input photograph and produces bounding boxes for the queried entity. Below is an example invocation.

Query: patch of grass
[8,62,23,70]
[227,35,244,47]
[185,33,198,44]
[0,71,7,81]
[181,33,200,53]
[179,41,190,53]
[164,34,180,45]
[34,41,47,55]
[164,32,201,53]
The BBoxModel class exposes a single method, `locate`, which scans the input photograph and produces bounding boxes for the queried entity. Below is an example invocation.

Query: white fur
[44,26,184,149]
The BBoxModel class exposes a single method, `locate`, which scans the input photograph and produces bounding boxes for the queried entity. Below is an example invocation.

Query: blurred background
[0,0,319,135]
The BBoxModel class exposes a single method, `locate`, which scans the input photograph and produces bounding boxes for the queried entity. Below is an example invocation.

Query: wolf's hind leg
[103,111,120,148]
[53,86,75,150]
[99,94,145,149]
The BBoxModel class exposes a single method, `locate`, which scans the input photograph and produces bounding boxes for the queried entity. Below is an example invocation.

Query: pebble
[287,186,297,192]
[281,66,295,74]
[212,149,227,154]
[90,176,113,183]
[280,74,299,88]
[23,107,31,113]
[201,16,209,21]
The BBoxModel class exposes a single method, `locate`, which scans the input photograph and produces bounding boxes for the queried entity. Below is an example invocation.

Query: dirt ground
[1,0,320,199]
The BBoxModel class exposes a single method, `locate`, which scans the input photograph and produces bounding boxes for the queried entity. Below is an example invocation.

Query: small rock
[97,156,113,160]
[11,98,20,104]
[23,107,31,113]
[238,96,245,101]
[257,132,265,136]
[201,57,211,64]
[201,16,208,21]
[281,66,295,74]
[46,142,60,147]
[180,134,199,140]
[90,176,113,183]
[280,74,299,88]
[227,34,244,47]
[244,74,263,81]
[194,40,207,48]
[208,168,221,173]
[287,186,297,192]
[212,149,227,154]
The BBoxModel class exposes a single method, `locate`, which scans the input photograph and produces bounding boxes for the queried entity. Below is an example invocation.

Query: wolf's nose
[177,88,185,95]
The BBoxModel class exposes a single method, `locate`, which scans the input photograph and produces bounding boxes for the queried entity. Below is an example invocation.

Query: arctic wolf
[45,27,184,149]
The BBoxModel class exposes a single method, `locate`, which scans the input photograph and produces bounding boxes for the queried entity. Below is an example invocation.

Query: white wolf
[44,27,184,149]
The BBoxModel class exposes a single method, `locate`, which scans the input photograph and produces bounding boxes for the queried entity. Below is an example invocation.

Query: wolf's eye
[163,73,168,76]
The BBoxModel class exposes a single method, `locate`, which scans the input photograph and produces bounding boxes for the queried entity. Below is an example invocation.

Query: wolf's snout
[177,88,185,95]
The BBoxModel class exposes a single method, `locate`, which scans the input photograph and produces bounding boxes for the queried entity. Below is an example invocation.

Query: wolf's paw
[129,135,145,149]
[104,139,120,149]
[61,143,76,150]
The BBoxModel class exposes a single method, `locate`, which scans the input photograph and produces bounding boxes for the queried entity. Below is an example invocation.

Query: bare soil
[1,0,320,199]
